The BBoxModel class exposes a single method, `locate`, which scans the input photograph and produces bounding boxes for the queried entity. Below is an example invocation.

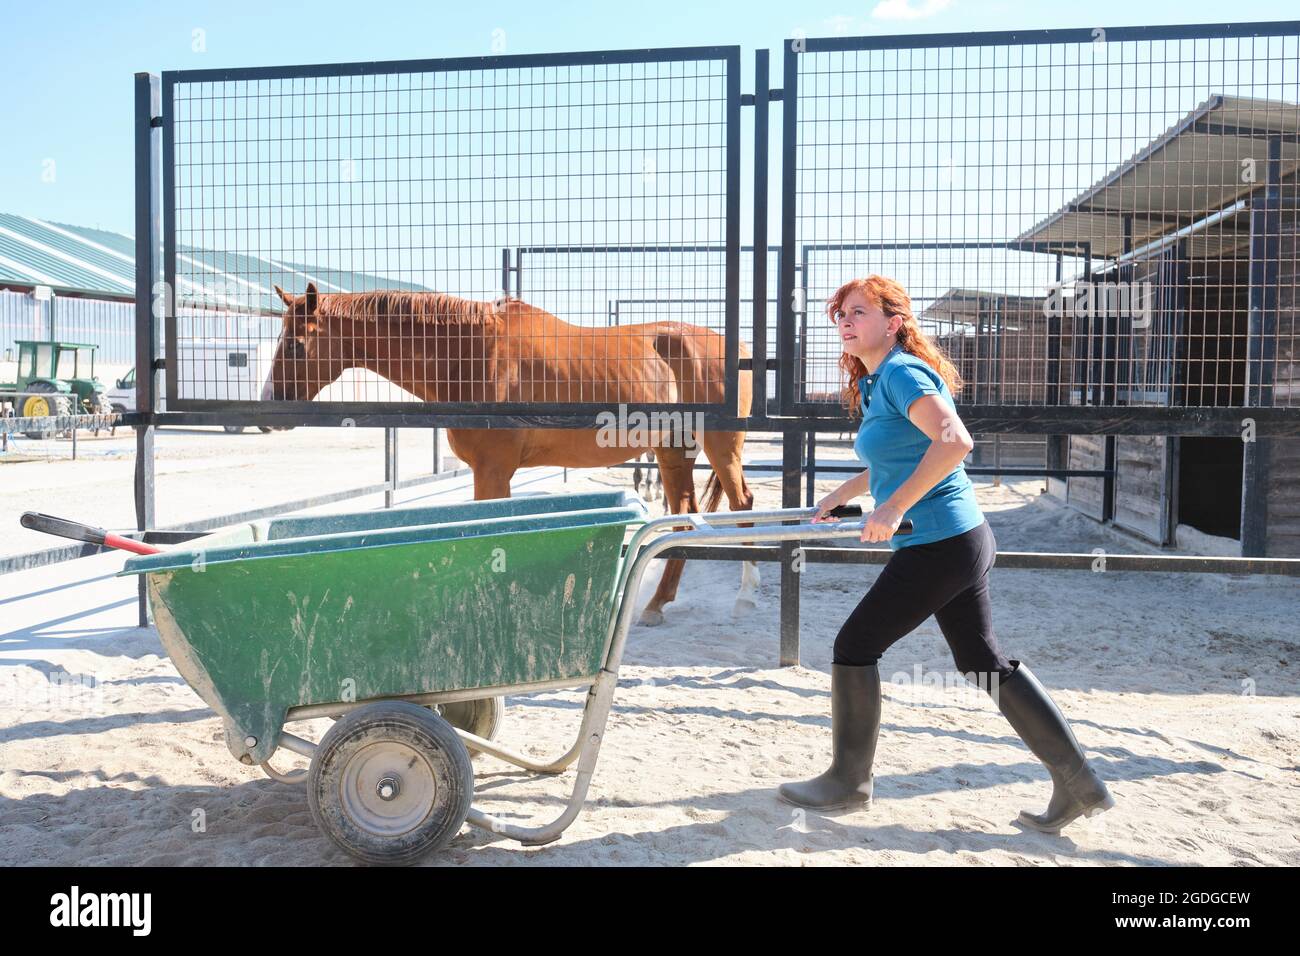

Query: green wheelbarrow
[86,490,896,864]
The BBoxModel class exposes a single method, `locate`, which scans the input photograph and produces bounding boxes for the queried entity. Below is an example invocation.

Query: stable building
[1015,94,1300,557]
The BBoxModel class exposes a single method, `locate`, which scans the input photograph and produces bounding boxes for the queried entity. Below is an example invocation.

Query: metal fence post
[780,428,803,666]
[751,49,771,419]
[723,45,742,418]
[384,427,398,508]
[805,431,817,506]
[1242,133,1282,557]
[134,71,161,629]
[777,39,798,415]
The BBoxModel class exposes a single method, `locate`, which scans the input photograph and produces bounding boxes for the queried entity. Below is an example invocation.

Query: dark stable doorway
[1177,438,1243,539]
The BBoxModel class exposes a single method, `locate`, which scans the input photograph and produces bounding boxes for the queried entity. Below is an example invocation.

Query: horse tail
[701,470,726,513]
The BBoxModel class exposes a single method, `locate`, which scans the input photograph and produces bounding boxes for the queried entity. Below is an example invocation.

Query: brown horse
[263,283,758,624]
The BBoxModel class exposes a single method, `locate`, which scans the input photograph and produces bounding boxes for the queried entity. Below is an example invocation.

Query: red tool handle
[20,512,162,555]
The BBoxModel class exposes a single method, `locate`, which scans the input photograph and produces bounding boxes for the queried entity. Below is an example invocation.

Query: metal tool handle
[608,503,915,634]
[644,503,910,533]
[20,511,161,556]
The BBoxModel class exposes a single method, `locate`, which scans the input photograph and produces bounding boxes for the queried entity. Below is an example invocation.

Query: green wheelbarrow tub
[119,491,649,766]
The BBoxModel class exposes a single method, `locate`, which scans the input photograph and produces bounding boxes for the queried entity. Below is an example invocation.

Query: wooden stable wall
[1263,438,1300,557]
[1262,205,1300,556]
[1112,435,1173,544]
[1186,256,1250,407]
[1055,435,1176,546]
[928,293,1049,406]
[995,297,1052,405]
[1278,203,1298,408]
[1065,434,1107,521]
[970,434,1047,468]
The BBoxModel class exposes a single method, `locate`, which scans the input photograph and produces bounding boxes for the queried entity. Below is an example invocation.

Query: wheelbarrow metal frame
[256,506,884,846]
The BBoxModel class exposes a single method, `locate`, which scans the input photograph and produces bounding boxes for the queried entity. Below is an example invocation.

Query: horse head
[262,282,348,401]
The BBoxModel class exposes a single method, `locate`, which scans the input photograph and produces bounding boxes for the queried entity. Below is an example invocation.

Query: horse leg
[637,445,697,627]
[700,429,760,618]
[648,452,660,501]
[472,467,516,500]
[446,428,520,501]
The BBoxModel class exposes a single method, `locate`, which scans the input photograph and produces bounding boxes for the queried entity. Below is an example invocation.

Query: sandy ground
[1,445,1297,866]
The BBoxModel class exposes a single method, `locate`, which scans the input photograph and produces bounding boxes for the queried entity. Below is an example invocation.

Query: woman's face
[834,291,900,359]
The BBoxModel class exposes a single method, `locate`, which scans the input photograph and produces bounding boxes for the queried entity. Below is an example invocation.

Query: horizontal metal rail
[605,460,1112,479]
[165,44,740,84]
[653,543,1300,576]
[129,407,1300,436]
[0,466,473,577]
[1,390,97,399]
[0,412,120,434]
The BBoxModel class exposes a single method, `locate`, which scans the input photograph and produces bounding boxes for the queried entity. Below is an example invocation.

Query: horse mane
[317,290,502,327]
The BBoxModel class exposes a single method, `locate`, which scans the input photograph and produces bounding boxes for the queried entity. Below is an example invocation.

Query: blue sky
[1,0,1295,234]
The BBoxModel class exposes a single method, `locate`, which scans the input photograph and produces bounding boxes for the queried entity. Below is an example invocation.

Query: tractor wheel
[51,395,73,437]
[91,393,110,437]
[21,385,70,440]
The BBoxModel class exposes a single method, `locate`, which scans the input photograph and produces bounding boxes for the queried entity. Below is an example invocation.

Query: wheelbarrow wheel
[436,695,505,756]
[327,696,505,760]
[308,700,473,866]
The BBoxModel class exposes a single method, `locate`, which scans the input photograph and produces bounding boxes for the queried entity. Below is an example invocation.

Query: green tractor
[2,340,112,440]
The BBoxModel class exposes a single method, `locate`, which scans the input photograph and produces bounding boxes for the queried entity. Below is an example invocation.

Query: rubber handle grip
[20,511,105,545]
[823,505,913,535]
[20,512,161,555]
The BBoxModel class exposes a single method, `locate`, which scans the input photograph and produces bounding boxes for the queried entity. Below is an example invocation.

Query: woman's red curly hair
[827,275,963,419]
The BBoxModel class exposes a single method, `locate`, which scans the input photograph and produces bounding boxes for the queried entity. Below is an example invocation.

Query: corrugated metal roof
[0,214,135,295]
[918,288,1046,332]
[1018,95,1300,259]
[0,213,429,311]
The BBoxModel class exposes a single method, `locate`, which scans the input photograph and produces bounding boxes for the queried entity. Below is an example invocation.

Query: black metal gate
[134,24,1300,438]
[775,22,1300,436]
[144,46,743,426]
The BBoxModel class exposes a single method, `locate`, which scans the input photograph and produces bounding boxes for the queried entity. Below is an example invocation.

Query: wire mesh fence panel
[161,49,741,416]
[781,25,1300,415]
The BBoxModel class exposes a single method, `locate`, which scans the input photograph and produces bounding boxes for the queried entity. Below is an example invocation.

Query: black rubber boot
[993,661,1115,833]
[778,663,880,811]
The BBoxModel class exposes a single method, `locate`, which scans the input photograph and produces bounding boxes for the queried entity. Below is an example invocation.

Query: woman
[777,275,1114,833]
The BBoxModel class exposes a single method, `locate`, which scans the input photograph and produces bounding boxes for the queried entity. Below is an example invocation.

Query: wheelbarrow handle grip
[20,512,162,555]
[826,504,862,518]
[823,504,913,534]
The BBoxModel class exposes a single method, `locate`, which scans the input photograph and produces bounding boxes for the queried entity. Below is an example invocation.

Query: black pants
[833,519,1014,684]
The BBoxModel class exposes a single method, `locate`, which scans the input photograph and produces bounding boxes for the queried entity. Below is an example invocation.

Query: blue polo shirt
[853,345,984,550]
